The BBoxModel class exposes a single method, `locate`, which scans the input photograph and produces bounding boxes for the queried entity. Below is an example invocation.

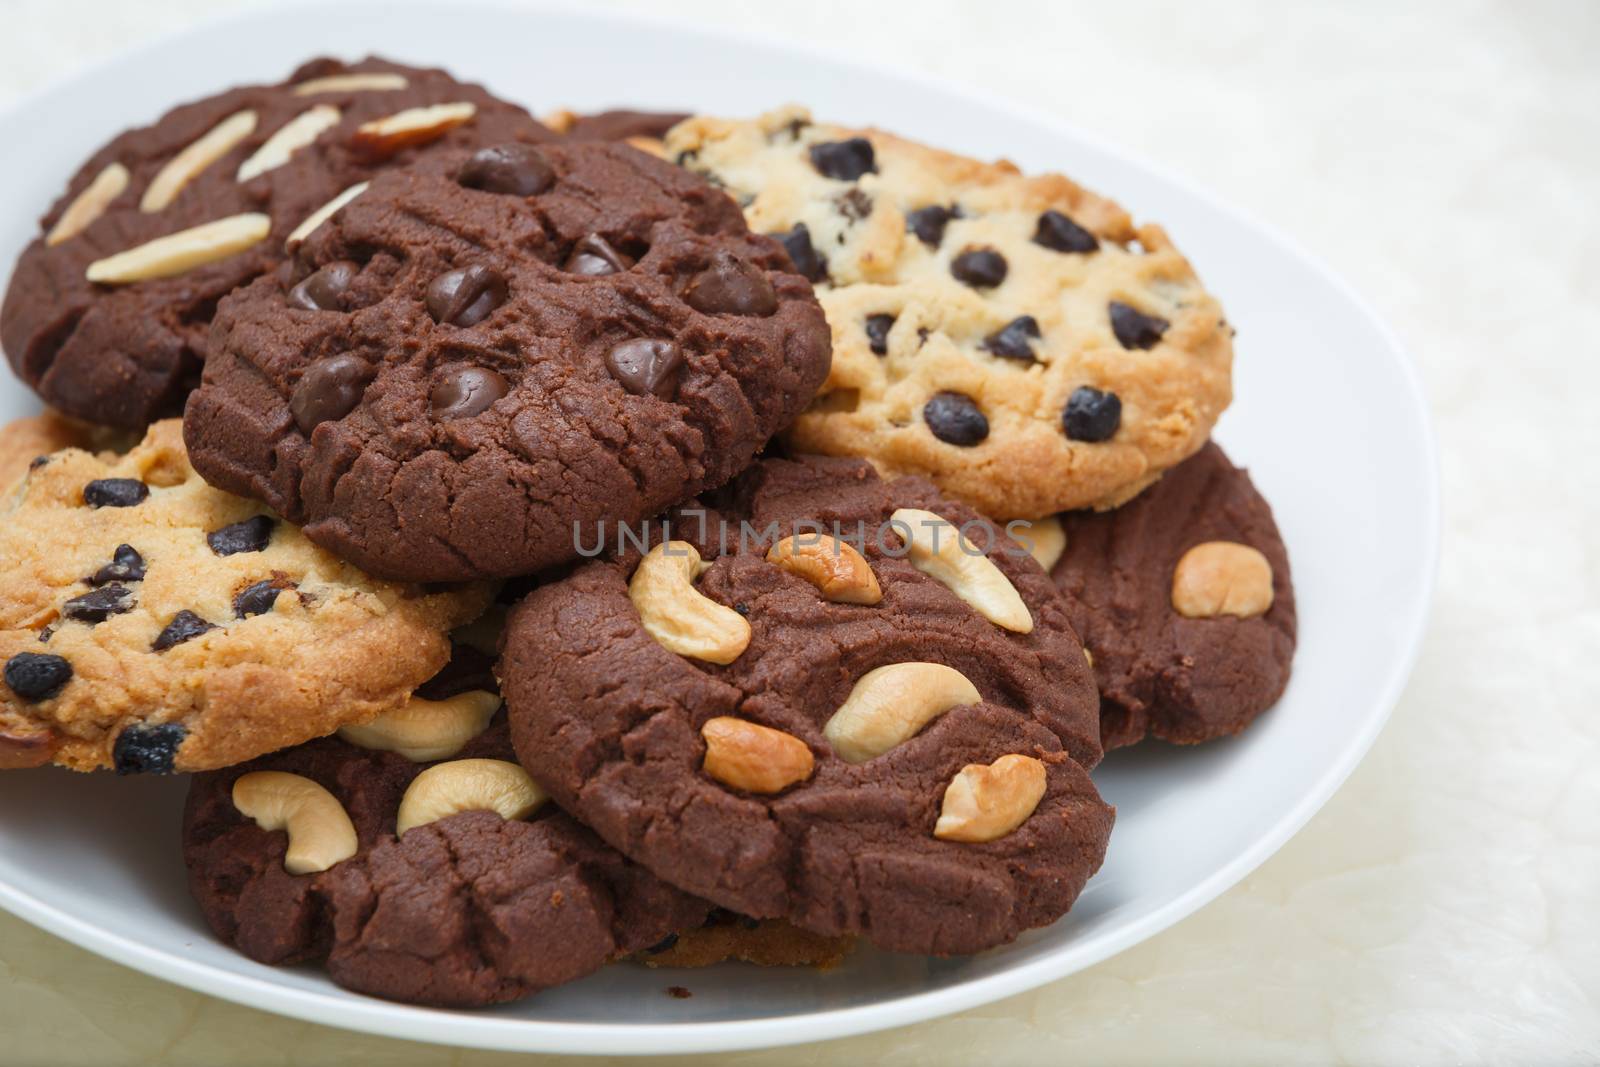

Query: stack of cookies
[0,60,1295,1008]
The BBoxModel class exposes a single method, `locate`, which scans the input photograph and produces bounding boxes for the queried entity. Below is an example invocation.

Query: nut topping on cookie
[141,109,258,212]
[286,182,368,248]
[1171,540,1275,619]
[339,690,500,762]
[45,163,129,246]
[395,758,547,834]
[291,72,409,96]
[232,770,359,874]
[85,213,271,284]
[891,508,1033,633]
[237,105,341,181]
[766,535,882,604]
[701,717,815,794]
[823,662,983,763]
[630,543,751,664]
[352,101,477,160]
[933,754,1048,843]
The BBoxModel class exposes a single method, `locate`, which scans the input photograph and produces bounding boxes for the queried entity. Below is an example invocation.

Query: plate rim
[0,0,1441,1055]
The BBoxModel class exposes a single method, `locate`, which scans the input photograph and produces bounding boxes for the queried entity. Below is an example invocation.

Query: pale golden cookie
[0,413,133,494]
[664,107,1234,519]
[0,420,490,773]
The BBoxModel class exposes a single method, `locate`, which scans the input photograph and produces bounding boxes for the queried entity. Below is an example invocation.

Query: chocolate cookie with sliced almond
[1,56,555,429]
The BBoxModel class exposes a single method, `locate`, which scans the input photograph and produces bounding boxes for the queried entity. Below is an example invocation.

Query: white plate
[0,1,1438,1055]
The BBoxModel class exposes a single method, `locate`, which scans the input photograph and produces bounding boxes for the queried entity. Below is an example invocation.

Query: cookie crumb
[666,985,693,999]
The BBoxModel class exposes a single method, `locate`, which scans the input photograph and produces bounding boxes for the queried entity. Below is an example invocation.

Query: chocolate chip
[287,260,360,311]
[1109,301,1169,349]
[865,313,895,356]
[62,584,135,624]
[152,610,219,652]
[290,354,372,435]
[457,143,555,196]
[207,515,275,556]
[431,366,508,419]
[835,187,873,221]
[773,223,827,283]
[605,339,683,399]
[563,234,631,276]
[234,579,292,619]
[1063,386,1122,441]
[3,652,72,701]
[905,205,957,248]
[83,479,147,508]
[1033,210,1099,254]
[809,137,876,181]
[923,392,989,446]
[951,248,1007,288]
[90,544,145,585]
[684,252,777,316]
[427,264,509,327]
[644,932,680,955]
[112,723,185,775]
[983,315,1041,361]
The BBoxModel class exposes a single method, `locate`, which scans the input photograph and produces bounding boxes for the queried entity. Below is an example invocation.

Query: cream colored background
[2,1,1597,1063]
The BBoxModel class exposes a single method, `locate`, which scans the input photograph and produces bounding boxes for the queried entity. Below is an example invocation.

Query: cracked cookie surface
[665,107,1234,519]
[1051,441,1296,748]
[1,56,555,429]
[184,140,831,582]
[0,420,489,772]
[502,455,1111,955]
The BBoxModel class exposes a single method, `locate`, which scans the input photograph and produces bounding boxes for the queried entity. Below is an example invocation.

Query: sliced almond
[85,213,270,285]
[286,182,367,248]
[352,102,476,160]
[140,109,258,212]
[45,163,130,246]
[237,106,341,181]
[539,108,578,134]
[292,72,409,96]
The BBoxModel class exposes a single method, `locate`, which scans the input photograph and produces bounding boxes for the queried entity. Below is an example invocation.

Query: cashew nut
[394,758,547,835]
[1171,541,1274,618]
[1021,516,1066,572]
[933,754,1048,843]
[232,771,359,874]
[338,690,500,762]
[141,109,258,212]
[701,716,814,794]
[890,508,1033,633]
[824,662,982,763]
[766,535,882,604]
[629,542,751,664]
[46,163,129,246]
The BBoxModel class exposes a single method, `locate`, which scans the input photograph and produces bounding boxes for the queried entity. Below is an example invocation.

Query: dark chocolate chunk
[207,515,275,556]
[983,315,1041,361]
[835,187,873,222]
[62,584,135,624]
[644,932,680,955]
[773,223,827,283]
[684,252,777,317]
[290,354,372,435]
[90,544,146,585]
[426,265,509,327]
[605,339,684,399]
[564,234,631,276]
[1108,302,1168,350]
[905,205,957,248]
[83,479,147,508]
[1033,210,1099,254]
[112,723,185,775]
[287,260,360,311]
[1063,386,1122,441]
[950,248,1007,289]
[431,366,509,420]
[809,137,876,181]
[234,579,292,619]
[865,313,894,356]
[152,610,219,652]
[3,652,72,701]
[923,391,990,446]
[457,143,555,196]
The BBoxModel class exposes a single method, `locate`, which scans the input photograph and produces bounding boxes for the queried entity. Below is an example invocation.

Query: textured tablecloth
[1,1,1596,1063]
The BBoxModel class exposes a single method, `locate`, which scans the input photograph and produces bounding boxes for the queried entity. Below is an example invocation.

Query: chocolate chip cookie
[1047,442,1296,748]
[665,107,1234,519]
[0,413,133,495]
[184,140,832,582]
[501,455,1111,955]
[0,420,489,773]
[184,710,712,1007]
[1,57,555,429]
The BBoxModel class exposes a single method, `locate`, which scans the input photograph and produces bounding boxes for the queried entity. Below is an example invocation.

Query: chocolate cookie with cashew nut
[0,419,489,773]
[1037,442,1296,748]
[1,56,556,429]
[664,107,1234,520]
[501,455,1111,955]
[183,139,831,581]
[183,706,716,1008]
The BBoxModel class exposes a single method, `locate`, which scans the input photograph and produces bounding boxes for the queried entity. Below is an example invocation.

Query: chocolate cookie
[184,140,831,582]
[0,420,489,772]
[183,707,712,1007]
[665,107,1234,520]
[1,57,554,429]
[1045,442,1296,748]
[546,108,690,145]
[501,455,1111,955]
